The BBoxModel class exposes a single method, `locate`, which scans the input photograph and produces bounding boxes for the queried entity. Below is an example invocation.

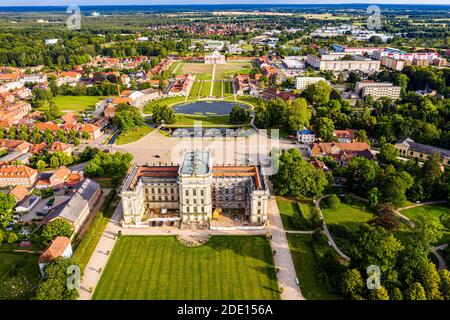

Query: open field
[401,204,450,245]
[115,126,154,145]
[216,62,253,77]
[52,96,105,113]
[287,234,342,300]
[93,235,280,300]
[0,252,40,300]
[299,13,353,20]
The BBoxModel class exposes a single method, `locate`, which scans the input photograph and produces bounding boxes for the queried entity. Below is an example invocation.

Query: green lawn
[276,196,316,231]
[52,96,105,113]
[321,199,374,232]
[0,252,40,300]
[224,81,234,96]
[73,191,118,270]
[169,114,231,127]
[189,81,202,97]
[115,126,154,145]
[93,235,280,300]
[287,234,342,300]
[200,81,212,97]
[213,81,223,98]
[401,204,450,245]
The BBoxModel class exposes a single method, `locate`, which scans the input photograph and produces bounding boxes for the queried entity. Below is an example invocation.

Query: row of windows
[145,187,178,194]
[185,198,205,205]
[184,189,206,197]
[185,206,206,213]
[146,195,178,202]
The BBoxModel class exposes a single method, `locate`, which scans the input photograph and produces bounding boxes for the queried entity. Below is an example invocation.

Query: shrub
[325,194,340,209]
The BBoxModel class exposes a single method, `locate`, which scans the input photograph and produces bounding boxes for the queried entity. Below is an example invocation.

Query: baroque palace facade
[120,151,270,227]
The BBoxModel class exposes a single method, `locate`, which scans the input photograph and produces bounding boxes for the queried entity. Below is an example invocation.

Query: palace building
[205,51,226,64]
[120,151,270,227]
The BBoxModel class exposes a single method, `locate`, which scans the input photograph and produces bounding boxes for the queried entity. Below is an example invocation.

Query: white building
[205,51,226,64]
[356,82,401,100]
[45,39,58,45]
[120,150,270,227]
[297,129,316,144]
[295,77,327,90]
[307,54,380,73]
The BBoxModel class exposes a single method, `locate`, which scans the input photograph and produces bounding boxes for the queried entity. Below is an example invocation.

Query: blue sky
[1,1,450,6]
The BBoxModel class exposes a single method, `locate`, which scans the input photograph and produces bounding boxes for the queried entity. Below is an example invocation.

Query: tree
[346,157,379,196]
[390,287,403,300]
[341,269,364,299]
[36,159,48,170]
[369,286,390,300]
[302,80,332,105]
[0,230,3,244]
[376,144,399,164]
[419,261,442,300]
[0,193,16,227]
[273,148,328,198]
[41,219,73,242]
[34,258,79,300]
[81,131,90,140]
[7,232,18,244]
[420,153,444,199]
[314,117,335,142]
[439,270,450,300]
[152,104,175,124]
[349,224,403,288]
[379,169,414,208]
[283,98,312,131]
[405,282,427,300]
[368,188,379,209]
[229,105,250,124]
[113,104,145,131]
[325,194,340,209]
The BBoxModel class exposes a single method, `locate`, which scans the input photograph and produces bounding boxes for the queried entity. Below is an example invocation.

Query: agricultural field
[93,235,280,300]
[52,96,105,113]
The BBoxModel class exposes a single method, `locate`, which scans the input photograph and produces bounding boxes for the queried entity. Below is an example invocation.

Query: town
[0,3,449,304]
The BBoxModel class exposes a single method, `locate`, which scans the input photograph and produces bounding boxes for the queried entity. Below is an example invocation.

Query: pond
[172,101,248,115]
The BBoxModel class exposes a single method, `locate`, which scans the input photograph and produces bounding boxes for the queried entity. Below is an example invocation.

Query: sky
[1,1,450,6]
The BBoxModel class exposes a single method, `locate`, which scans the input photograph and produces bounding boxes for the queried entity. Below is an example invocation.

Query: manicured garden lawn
[213,81,223,98]
[321,199,374,232]
[0,252,40,300]
[189,81,202,97]
[200,81,212,97]
[93,235,280,300]
[224,81,234,95]
[287,234,342,300]
[401,204,450,245]
[276,196,301,230]
[53,96,105,113]
[170,114,232,127]
[276,196,315,231]
[115,126,154,145]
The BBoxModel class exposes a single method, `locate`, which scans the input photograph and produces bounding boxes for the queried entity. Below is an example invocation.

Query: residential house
[49,166,70,188]
[0,165,38,187]
[38,236,73,274]
[308,142,373,165]
[168,74,195,97]
[333,129,357,143]
[9,185,29,203]
[81,124,102,140]
[297,129,316,144]
[49,142,72,155]
[233,74,259,96]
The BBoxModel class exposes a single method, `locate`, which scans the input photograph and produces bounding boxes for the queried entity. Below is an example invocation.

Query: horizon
[1,1,450,7]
